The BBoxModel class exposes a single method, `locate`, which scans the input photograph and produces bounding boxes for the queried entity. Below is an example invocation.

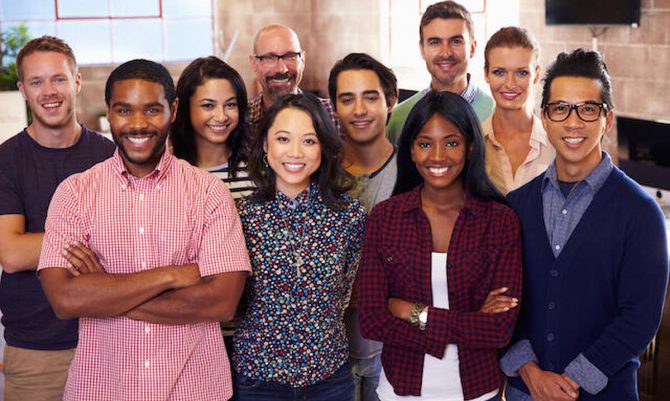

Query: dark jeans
[234,361,354,401]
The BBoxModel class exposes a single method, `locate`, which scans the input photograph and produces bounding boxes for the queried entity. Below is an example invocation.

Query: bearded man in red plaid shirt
[38,59,251,401]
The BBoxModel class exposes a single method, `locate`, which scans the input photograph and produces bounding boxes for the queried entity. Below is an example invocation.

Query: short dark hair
[541,48,614,110]
[105,59,176,106]
[484,26,540,72]
[420,1,474,43]
[16,35,77,81]
[393,91,505,204]
[171,56,250,177]
[327,52,398,109]
[248,93,354,210]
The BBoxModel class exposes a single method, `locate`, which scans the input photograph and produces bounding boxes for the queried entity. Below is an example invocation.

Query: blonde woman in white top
[483,27,554,194]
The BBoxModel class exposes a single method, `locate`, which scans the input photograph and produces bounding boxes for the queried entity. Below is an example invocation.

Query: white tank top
[376,252,498,401]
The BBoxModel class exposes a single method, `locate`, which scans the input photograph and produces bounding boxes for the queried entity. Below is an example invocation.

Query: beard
[264,72,298,101]
[113,128,168,169]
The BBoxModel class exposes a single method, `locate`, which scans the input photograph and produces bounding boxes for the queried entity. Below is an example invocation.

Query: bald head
[250,24,305,107]
[252,24,301,54]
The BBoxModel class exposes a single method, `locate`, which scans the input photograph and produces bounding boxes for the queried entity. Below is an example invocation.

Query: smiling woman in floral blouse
[232,93,366,401]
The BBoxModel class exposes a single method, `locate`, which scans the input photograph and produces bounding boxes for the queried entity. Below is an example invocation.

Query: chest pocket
[450,247,500,309]
[378,245,422,298]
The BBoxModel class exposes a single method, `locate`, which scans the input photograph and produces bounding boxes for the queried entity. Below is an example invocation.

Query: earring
[263,153,269,168]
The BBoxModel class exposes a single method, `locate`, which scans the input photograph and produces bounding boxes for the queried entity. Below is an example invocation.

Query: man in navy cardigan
[501,48,669,401]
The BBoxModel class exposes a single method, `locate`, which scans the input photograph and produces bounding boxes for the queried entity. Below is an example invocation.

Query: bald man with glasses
[248,24,340,132]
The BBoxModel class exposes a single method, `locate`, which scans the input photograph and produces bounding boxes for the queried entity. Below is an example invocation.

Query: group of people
[0,1,668,401]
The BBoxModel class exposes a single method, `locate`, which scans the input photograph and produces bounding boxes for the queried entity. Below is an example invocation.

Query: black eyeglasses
[544,101,609,122]
[254,52,302,67]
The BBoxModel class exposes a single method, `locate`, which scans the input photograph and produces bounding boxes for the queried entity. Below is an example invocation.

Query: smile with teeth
[428,167,449,175]
[283,162,305,172]
[351,120,372,128]
[128,136,151,144]
[563,137,585,144]
[42,101,62,109]
[207,123,230,132]
[500,92,521,100]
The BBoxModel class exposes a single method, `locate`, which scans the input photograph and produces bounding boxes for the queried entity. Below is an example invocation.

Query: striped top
[204,161,255,199]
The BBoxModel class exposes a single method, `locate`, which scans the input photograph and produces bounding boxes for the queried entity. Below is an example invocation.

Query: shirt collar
[542,151,613,193]
[275,182,320,208]
[111,147,174,185]
[428,73,478,104]
[459,73,478,103]
[484,113,549,150]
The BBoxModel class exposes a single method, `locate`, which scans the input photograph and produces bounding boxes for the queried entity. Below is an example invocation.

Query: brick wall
[520,0,670,154]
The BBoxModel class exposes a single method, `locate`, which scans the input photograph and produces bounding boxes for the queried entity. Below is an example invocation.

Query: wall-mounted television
[546,0,640,26]
[617,116,670,209]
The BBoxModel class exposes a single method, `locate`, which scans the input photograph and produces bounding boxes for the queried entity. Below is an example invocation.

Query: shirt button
[139,227,144,234]
[145,326,150,334]
[141,261,147,269]
[139,193,144,201]
[561,209,568,215]
[144,360,150,368]
[386,256,393,263]
[547,333,555,342]
[550,269,559,277]
[121,184,127,190]
[554,244,561,251]
[548,301,556,310]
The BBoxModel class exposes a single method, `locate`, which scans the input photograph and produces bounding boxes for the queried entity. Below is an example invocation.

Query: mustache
[266,72,294,82]
[122,129,158,137]
[434,56,460,63]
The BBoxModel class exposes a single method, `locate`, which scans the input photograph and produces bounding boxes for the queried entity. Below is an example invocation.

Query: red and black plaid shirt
[359,185,523,398]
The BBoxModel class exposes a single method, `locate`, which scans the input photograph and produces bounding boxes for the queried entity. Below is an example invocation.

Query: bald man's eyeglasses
[254,52,302,67]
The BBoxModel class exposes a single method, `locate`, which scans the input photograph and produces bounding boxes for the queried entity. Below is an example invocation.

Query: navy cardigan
[506,167,668,400]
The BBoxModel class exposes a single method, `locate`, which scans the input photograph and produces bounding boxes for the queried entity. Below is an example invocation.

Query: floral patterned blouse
[233,184,367,387]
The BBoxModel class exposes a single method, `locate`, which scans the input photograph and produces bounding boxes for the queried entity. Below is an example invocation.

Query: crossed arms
[39,243,248,324]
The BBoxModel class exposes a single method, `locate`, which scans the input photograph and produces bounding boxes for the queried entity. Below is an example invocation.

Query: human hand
[519,362,579,401]
[479,287,518,313]
[61,242,105,275]
[388,297,414,321]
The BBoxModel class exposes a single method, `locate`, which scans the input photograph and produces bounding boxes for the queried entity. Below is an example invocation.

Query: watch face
[419,310,428,323]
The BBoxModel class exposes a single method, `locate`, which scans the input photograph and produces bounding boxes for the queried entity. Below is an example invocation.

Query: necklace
[277,195,311,277]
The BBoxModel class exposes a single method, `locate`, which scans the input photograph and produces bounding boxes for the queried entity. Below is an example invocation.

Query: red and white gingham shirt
[39,149,251,401]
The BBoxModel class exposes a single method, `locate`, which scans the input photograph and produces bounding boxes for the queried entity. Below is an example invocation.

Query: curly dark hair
[248,93,353,210]
[170,56,250,177]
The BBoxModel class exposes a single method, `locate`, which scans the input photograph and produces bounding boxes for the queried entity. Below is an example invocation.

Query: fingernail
[63,243,70,249]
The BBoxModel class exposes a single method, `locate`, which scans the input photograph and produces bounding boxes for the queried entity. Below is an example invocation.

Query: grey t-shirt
[347,151,397,359]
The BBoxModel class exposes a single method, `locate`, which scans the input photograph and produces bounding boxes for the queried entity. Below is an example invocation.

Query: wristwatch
[409,303,425,326]
[418,307,428,331]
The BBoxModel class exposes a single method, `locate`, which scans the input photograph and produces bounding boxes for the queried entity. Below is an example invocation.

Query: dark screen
[617,116,670,191]
[546,0,640,25]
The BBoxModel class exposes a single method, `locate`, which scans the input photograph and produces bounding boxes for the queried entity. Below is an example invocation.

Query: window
[385,0,520,90]
[0,0,214,64]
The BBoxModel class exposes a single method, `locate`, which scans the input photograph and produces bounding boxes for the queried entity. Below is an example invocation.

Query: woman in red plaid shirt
[359,91,523,401]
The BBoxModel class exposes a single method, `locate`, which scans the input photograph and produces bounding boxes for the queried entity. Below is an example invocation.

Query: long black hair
[248,93,354,210]
[171,56,250,177]
[393,91,505,203]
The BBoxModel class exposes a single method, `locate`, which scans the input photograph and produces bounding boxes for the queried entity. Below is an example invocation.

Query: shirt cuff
[564,353,609,395]
[500,339,538,377]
